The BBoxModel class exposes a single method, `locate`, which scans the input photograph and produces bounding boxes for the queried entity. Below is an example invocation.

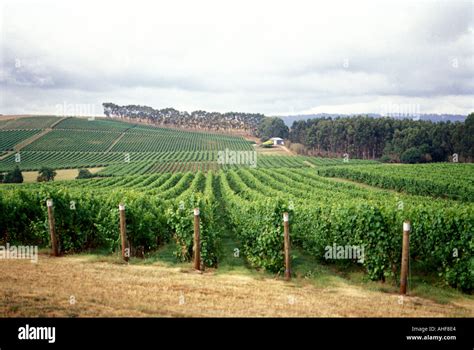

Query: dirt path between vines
[0,255,472,317]
[105,132,126,152]
[280,145,295,155]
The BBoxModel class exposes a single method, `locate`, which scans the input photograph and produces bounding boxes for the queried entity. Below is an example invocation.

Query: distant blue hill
[278,113,467,126]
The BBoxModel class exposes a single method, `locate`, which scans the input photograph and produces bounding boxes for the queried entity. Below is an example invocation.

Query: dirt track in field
[0,255,472,317]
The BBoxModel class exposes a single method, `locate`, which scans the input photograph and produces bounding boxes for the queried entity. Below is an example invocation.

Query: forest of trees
[256,117,289,140]
[103,103,265,135]
[103,102,472,163]
[288,114,473,163]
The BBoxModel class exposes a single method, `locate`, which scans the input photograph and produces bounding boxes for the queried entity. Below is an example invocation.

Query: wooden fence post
[193,208,201,271]
[283,212,291,280]
[400,221,410,294]
[119,203,129,262]
[46,199,59,257]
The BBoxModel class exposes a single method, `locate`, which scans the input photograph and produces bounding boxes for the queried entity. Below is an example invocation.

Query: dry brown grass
[256,147,291,156]
[0,255,472,317]
[22,168,104,183]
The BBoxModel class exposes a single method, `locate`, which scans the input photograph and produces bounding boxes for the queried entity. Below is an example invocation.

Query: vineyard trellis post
[193,208,201,271]
[400,221,410,295]
[119,203,129,262]
[46,199,59,257]
[283,212,291,280]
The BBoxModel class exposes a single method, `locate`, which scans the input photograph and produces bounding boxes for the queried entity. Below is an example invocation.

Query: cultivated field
[0,116,473,317]
[0,116,373,173]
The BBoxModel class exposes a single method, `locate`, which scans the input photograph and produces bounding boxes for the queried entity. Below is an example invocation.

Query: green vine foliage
[0,188,170,255]
[318,164,474,202]
[166,191,220,267]
[292,203,473,291]
[1,166,472,291]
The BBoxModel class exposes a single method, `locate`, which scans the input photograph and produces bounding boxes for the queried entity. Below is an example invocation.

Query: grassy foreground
[0,249,472,317]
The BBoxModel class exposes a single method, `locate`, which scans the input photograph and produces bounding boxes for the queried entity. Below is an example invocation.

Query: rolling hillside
[0,115,472,317]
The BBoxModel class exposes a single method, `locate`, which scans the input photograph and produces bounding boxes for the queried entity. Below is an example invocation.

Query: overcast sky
[0,0,473,116]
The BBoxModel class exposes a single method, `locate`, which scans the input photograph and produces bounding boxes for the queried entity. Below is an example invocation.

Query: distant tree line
[102,102,472,163]
[289,114,473,163]
[103,103,265,135]
[256,117,289,141]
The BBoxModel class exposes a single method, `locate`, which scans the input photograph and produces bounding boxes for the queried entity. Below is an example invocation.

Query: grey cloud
[0,0,472,115]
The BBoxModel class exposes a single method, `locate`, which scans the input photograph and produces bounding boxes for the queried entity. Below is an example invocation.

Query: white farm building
[269,137,284,146]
